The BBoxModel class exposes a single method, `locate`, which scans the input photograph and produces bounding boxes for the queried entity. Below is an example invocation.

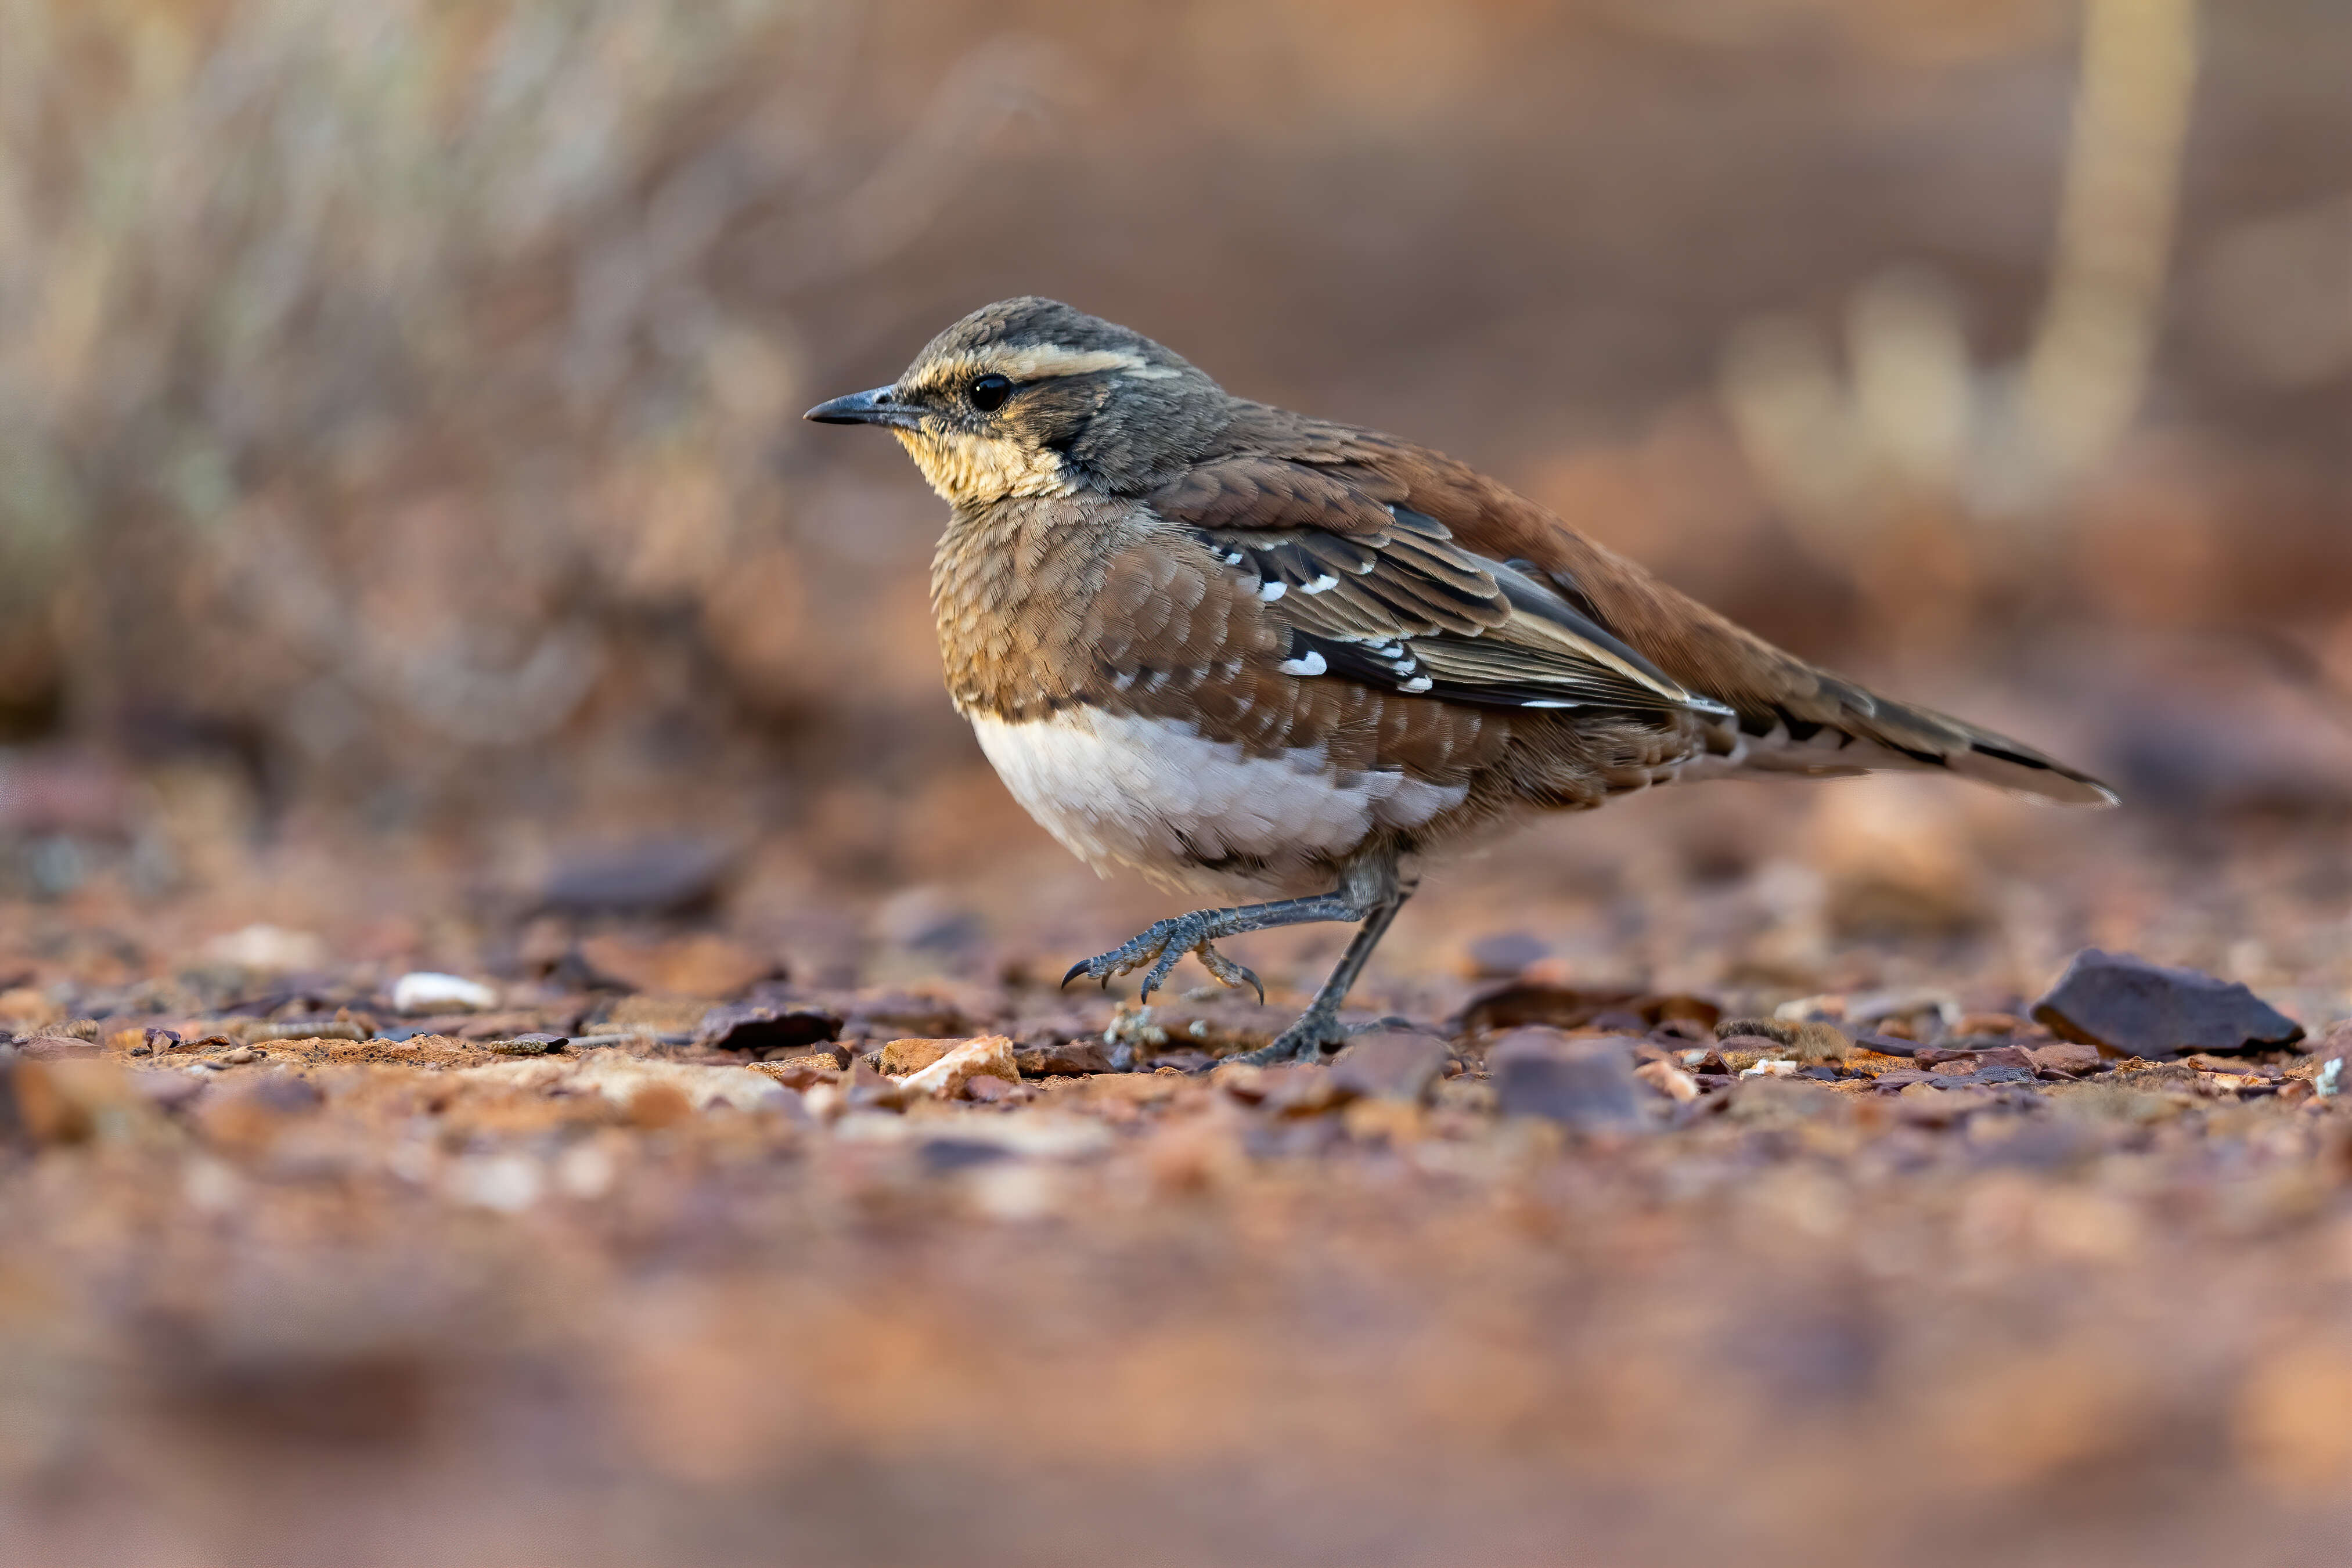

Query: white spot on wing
[1259,581,1287,602]
[1301,574,1339,594]
[1278,651,1328,677]
[1399,675,1433,694]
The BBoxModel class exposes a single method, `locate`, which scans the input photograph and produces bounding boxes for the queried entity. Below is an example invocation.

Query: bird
[806,298,2115,1069]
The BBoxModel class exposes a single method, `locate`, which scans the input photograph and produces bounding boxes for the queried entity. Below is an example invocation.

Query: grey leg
[1229,886,1411,1067]
[1061,889,1366,1005]
[1062,850,1408,1070]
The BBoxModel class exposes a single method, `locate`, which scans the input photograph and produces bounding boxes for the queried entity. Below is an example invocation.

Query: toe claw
[1194,943,1264,1004]
[1060,960,1089,990]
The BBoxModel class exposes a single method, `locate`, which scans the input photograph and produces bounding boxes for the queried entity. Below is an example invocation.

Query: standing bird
[808,299,2114,1067]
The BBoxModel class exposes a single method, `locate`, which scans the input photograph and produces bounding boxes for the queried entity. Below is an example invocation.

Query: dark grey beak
[803,385,923,430]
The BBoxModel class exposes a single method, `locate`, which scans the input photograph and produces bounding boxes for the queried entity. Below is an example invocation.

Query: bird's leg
[1063,852,1407,1070]
[1064,891,1357,1008]
[1228,884,1410,1068]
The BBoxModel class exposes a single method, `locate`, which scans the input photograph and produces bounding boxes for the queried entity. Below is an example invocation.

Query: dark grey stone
[2032,949,2304,1059]
[1489,1030,1649,1133]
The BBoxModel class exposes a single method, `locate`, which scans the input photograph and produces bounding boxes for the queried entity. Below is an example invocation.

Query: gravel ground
[4,782,2351,1568]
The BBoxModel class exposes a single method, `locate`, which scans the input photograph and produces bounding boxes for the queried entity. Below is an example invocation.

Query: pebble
[880,1037,957,1076]
[895,1036,1020,1100]
[1329,1032,1449,1104]
[391,972,499,1015]
[2032,949,2306,1058]
[1489,1030,1649,1133]
[1013,1040,1112,1077]
[1634,1060,1702,1102]
[483,1033,566,1057]
[693,1001,843,1054]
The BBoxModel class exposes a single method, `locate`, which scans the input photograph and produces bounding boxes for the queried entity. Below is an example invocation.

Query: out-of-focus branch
[1721,0,2204,566]
[2015,0,2200,486]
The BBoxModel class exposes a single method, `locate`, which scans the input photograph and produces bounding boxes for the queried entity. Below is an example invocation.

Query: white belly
[969,708,1468,897]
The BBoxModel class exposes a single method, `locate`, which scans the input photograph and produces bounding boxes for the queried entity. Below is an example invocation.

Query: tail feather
[1681,695,2118,806]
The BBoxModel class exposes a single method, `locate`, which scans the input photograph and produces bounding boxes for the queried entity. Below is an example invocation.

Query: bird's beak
[802,385,924,430]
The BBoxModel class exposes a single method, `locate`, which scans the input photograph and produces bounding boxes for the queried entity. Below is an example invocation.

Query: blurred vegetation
[0,0,1046,820]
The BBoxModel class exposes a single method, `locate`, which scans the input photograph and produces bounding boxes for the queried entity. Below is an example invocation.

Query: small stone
[222,1046,257,1065]
[483,1033,566,1057]
[2026,1041,2104,1077]
[767,1043,847,1069]
[1850,1033,1918,1058]
[1489,1030,1648,1133]
[1633,1059,1701,1102]
[752,1055,840,1090]
[880,1037,957,1076]
[2032,949,2305,1058]
[1013,1040,1111,1077]
[391,972,498,1014]
[842,1061,907,1112]
[1459,983,1638,1034]
[1741,1058,1799,1079]
[694,1001,844,1054]
[894,1035,1020,1100]
[1329,1032,1449,1103]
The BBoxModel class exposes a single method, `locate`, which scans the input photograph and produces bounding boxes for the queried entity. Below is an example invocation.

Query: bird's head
[805,298,1227,506]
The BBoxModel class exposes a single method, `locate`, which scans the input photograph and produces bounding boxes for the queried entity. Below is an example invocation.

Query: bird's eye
[968,373,1013,413]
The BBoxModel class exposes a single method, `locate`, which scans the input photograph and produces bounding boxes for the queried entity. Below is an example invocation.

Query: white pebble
[392,971,498,1014]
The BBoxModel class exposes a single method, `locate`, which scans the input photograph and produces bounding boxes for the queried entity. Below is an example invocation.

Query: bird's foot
[1061,911,1264,1005]
[1226,1003,1350,1068]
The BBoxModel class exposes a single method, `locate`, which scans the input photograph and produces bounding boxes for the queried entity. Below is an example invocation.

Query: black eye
[968,373,1012,413]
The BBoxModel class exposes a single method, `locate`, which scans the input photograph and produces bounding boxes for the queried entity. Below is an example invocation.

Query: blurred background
[0,0,2347,993]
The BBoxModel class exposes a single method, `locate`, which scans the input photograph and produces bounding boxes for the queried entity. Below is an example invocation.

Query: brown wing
[1146,455,1731,721]
[1194,405,2117,806]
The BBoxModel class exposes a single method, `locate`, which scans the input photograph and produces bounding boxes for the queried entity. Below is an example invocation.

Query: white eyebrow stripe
[991,346,1182,381]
